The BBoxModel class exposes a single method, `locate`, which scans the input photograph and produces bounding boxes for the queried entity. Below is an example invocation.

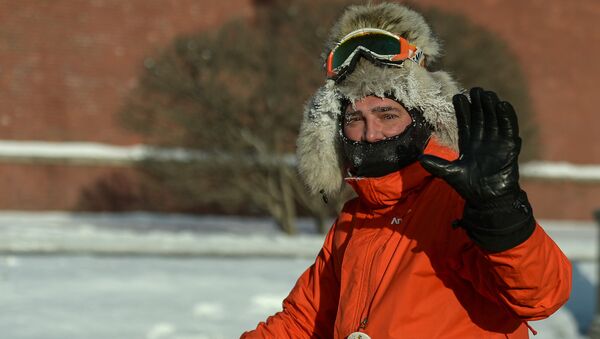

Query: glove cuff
[456,189,536,253]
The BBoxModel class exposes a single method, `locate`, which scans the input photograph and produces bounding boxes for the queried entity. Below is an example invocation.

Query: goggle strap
[408,48,425,66]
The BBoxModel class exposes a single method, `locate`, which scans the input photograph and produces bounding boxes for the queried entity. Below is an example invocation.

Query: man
[242,3,571,338]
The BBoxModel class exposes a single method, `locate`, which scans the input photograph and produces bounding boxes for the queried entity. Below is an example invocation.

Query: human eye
[344,113,362,125]
[374,106,400,120]
[382,113,399,120]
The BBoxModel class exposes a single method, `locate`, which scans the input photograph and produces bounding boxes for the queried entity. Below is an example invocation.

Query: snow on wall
[1,140,599,182]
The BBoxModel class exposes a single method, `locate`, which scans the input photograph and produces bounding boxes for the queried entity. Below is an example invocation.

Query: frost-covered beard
[340,109,432,178]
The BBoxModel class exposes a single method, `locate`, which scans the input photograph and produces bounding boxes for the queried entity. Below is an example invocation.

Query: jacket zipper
[359,237,386,331]
[353,212,381,332]
[353,207,413,333]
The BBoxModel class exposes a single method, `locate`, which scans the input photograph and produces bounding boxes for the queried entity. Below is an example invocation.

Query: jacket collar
[345,138,457,211]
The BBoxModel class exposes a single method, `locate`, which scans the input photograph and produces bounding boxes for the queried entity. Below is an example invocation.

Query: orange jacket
[242,140,572,338]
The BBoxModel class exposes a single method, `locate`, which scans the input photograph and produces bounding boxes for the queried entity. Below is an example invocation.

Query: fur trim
[297,81,346,195]
[297,3,462,196]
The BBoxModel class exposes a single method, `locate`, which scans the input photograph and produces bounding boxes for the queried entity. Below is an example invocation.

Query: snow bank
[0,212,324,257]
[0,212,595,260]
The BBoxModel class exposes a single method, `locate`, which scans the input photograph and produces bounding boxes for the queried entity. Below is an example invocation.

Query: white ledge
[0,140,599,182]
[520,161,600,182]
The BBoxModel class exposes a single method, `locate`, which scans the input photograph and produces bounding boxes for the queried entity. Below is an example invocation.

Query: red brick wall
[523,181,600,220]
[0,163,138,210]
[0,0,252,143]
[0,0,598,219]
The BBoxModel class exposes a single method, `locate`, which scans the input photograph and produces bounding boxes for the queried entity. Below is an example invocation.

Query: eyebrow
[371,106,398,113]
[345,106,399,116]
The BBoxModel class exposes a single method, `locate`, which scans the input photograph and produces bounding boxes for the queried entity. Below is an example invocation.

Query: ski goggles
[325,28,425,81]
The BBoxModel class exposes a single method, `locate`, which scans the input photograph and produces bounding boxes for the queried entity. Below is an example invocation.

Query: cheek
[384,116,413,137]
[343,124,363,141]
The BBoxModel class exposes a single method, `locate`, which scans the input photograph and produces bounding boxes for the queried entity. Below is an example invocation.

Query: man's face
[343,96,413,142]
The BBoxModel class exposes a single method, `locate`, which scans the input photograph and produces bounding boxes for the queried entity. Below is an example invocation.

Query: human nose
[364,119,385,143]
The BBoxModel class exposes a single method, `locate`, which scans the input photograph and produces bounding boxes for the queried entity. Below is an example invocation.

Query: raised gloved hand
[419,88,535,252]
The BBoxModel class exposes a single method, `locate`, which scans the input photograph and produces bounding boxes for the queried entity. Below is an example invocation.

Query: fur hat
[296,2,461,196]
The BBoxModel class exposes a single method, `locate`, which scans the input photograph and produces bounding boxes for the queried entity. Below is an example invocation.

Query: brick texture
[0,0,252,143]
[0,0,598,219]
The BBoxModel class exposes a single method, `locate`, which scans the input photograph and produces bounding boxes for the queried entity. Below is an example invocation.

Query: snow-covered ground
[0,212,596,339]
[0,255,312,339]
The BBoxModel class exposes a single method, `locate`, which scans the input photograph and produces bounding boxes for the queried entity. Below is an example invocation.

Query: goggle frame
[326,28,424,81]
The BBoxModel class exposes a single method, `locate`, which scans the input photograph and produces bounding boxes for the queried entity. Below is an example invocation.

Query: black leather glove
[419,87,535,252]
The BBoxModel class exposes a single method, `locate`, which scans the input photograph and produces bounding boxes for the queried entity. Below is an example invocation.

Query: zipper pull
[359,318,368,329]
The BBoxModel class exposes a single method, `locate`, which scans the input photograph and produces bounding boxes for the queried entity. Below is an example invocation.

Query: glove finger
[452,94,471,154]
[482,91,500,140]
[497,101,520,139]
[419,155,462,179]
[469,87,485,143]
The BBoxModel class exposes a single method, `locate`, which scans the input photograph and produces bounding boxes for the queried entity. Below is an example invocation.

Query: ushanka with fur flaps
[296,2,462,196]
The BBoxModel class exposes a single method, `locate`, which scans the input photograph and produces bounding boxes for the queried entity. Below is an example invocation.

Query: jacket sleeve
[241,221,340,338]
[455,222,572,321]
